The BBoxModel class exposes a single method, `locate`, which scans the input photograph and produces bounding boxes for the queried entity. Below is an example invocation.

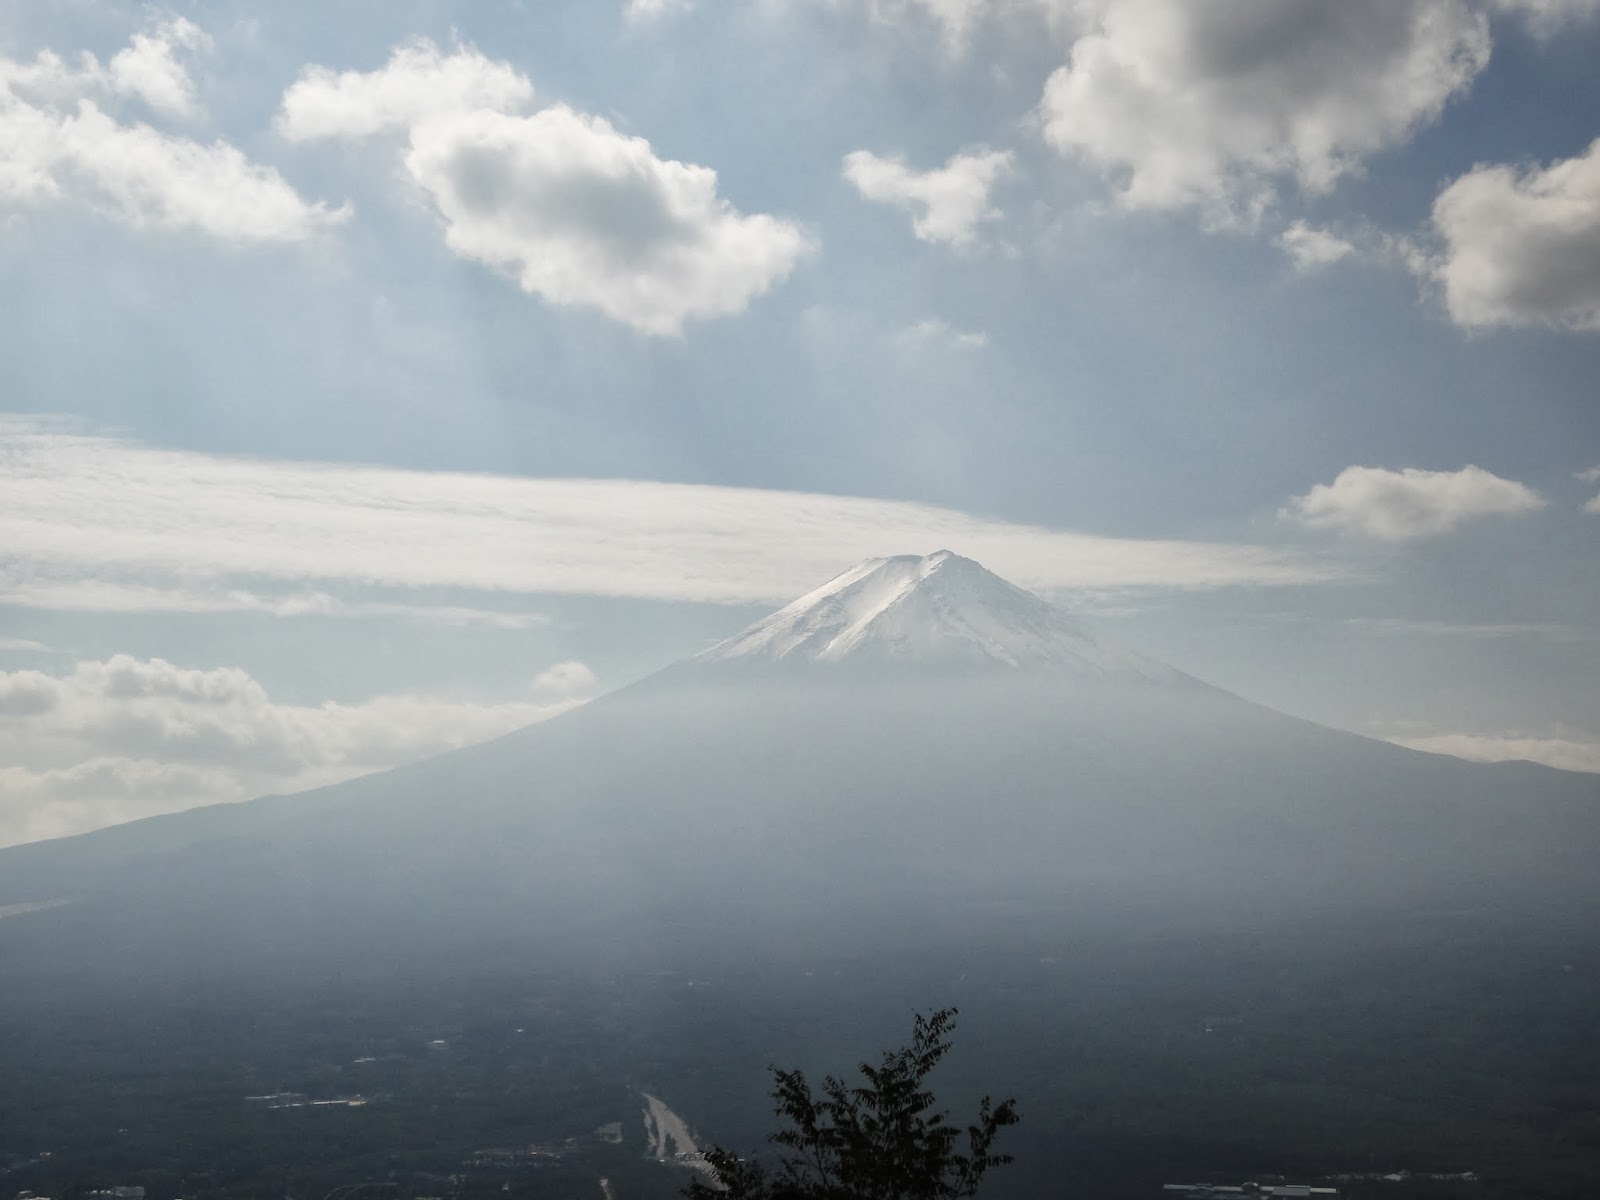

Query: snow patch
[694,550,1177,679]
[641,1092,715,1176]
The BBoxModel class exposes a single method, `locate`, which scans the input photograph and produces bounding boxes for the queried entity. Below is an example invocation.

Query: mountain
[689,550,1179,678]
[1,550,1595,934]
[3,553,1599,1200]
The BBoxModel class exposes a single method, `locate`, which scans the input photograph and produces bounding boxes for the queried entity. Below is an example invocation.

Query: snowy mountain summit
[693,550,1179,679]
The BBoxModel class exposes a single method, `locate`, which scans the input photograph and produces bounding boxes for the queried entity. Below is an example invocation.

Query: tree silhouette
[684,1007,1018,1200]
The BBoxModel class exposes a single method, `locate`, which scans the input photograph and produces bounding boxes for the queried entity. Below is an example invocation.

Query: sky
[1,0,1598,847]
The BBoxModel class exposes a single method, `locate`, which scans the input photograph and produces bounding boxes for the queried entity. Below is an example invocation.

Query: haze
[1,4,1599,1199]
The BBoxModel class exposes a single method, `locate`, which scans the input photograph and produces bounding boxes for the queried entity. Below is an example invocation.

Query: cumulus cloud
[843,147,1012,246]
[106,15,212,118]
[0,20,343,242]
[279,39,810,333]
[1429,137,1600,331]
[1278,220,1356,272]
[1390,731,1600,774]
[0,15,210,118]
[276,38,535,141]
[1283,465,1545,540]
[407,105,813,334]
[1038,0,1490,224]
[0,654,599,847]
[0,419,1339,620]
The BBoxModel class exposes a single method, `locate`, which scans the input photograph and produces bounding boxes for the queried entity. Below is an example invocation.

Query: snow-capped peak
[692,551,1179,679]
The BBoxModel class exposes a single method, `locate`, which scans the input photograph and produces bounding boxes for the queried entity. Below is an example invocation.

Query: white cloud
[1283,464,1545,540]
[276,39,535,142]
[791,0,1081,55]
[843,147,1012,245]
[840,0,994,53]
[532,660,599,698]
[625,0,698,20]
[0,420,1340,620]
[1491,0,1600,36]
[0,757,245,847]
[0,639,48,654]
[896,317,990,349]
[1429,137,1600,331]
[1348,617,1598,644]
[107,15,211,119]
[1579,466,1600,515]
[1390,731,1600,774]
[406,105,813,334]
[0,577,547,628]
[0,15,210,119]
[1038,0,1490,224]
[1278,220,1356,272]
[280,40,810,334]
[0,23,343,242]
[0,653,600,847]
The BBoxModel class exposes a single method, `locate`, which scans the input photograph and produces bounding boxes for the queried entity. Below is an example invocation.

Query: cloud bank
[1391,730,1600,774]
[0,654,597,848]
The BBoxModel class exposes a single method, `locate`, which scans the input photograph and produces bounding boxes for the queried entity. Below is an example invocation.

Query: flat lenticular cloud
[0,419,1339,621]
[0,577,549,629]
[1283,464,1545,540]
[279,39,811,334]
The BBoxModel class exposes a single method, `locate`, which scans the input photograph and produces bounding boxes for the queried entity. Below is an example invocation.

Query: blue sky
[1,0,1598,845]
